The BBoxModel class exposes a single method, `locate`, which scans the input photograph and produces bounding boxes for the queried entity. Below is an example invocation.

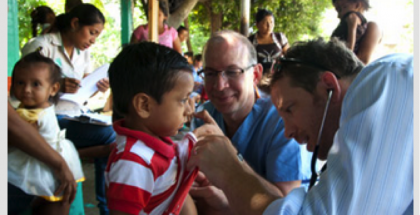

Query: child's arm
[345,13,361,51]
[356,22,381,64]
[179,194,198,215]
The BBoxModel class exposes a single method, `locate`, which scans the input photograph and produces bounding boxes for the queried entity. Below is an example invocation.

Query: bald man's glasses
[272,57,341,79]
[199,64,255,82]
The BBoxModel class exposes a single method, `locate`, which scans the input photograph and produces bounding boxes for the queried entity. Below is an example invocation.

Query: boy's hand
[192,110,223,139]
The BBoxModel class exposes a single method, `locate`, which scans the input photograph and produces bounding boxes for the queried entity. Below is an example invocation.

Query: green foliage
[186,0,331,53]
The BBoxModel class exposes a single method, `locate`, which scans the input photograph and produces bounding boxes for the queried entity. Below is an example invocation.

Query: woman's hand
[96,77,110,93]
[62,77,81,94]
[52,160,77,204]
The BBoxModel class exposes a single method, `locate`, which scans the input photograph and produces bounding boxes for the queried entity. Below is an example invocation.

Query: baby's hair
[108,42,192,117]
[30,6,55,37]
[11,47,62,104]
[255,8,274,24]
[332,0,371,11]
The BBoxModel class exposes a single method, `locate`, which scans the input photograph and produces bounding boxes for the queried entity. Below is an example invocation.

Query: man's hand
[52,161,77,204]
[62,77,81,93]
[96,77,110,93]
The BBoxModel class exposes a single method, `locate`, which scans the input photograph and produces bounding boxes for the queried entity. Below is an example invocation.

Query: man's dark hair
[332,0,371,11]
[11,49,62,104]
[271,37,364,93]
[109,42,192,117]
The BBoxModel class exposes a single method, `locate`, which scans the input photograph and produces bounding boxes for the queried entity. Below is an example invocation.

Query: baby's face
[12,63,58,109]
[148,71,194,137]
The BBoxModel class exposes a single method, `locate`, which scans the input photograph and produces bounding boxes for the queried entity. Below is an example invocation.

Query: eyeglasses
[272,57,341,79]
[198,64,256,82]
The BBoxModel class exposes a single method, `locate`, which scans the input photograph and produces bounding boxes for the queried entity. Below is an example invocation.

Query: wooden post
[148,0,159,43]
[240,0,250,36]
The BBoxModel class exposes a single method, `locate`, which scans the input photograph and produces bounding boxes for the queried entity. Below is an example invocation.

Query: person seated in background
[177,25,189,43]
[190,30,312,214]
[248,8,289,71]
[192,54,203,93]
[184,51,194,65]
[106,41,222,215]
[130,0,182,54]
[30,6,55,37]
[331,0,381,64]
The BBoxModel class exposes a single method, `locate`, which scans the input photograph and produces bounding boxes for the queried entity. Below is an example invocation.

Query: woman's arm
[173,37,183,54]
[356,22,381,64]
[8,103,77,203]
[345,13,360,51]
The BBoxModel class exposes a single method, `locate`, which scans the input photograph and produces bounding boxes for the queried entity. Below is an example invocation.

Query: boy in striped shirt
[106,42,220,215]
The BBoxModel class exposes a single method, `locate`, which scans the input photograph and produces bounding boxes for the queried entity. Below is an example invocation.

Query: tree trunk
[167,0,199,28]
[204,1,222,33]
[183,18,193,52]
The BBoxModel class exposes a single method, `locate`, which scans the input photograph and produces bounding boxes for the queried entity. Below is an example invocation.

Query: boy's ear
[132,93,153,118]
[50,82,60,97]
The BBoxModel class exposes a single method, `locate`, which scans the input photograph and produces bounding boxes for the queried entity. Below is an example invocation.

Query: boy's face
[148,71,194,137]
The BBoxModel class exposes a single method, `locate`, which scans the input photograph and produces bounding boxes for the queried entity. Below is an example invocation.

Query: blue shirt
[263,53,413,214]
[193,97,312,184]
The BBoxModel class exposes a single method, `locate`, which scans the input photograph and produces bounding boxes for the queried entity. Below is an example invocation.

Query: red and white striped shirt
[105,120,198,215]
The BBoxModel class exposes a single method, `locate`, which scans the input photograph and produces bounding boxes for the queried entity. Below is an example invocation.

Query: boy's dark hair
[11,48,62,104]
[30,6,55,37]
[255,8,274,24]
[109,42,192,117]
[51,3,105,33]
[177,25,188,34]
[332,0,371,11]
[193,54,202,63]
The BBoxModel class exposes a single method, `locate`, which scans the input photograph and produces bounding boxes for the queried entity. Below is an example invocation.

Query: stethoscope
[308,89,333,190]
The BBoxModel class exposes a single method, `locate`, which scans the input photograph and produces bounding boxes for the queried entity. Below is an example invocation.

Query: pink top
[132,24,178,48]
